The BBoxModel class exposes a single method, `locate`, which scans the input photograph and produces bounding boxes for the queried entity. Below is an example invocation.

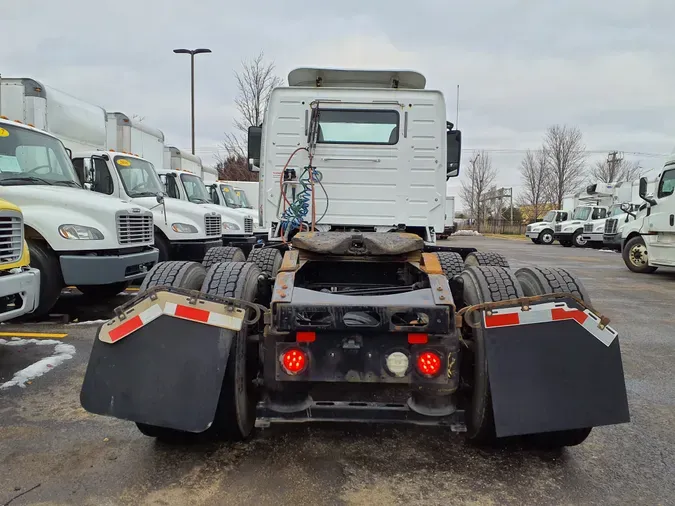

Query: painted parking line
[126,287,140,292]
[0,331,68,339]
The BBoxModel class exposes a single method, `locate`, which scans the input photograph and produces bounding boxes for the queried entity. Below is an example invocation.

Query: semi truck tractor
[0,117,158,316]
[603,177,657,250]
[525,210,569,245]
[81,67,629,449]
[580,181,633,248]
[620,159,675,273]
[0,198,40,322]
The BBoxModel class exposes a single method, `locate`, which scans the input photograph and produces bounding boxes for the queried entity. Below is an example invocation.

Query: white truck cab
[0,118,158,316]
[207,181,267,238]
[621,161,675,273]
[555,205,608,247]
[246,68,461,244]
[525,210,569,245]
[72,151,223,262]
[582,203,635,248]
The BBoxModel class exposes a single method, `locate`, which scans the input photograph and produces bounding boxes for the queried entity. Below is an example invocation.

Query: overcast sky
[3,1,675,204]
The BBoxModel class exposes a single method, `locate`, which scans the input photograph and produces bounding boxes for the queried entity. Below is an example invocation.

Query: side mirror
[639,176,657,205]
[620,203,636,219]
[248,126,262,172]
[446,130,461,178]
[83,157,97,185]
[65,148,73,159]
[155,192,165,204]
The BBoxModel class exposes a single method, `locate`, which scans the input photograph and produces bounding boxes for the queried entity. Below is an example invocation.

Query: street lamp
[173,48,212,154]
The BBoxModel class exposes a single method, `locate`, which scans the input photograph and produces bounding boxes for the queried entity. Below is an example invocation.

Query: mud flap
[80,316,233,433]
[482,299,630,437]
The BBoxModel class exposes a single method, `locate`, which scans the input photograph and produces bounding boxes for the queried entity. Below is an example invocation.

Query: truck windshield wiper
[190,198,211,204]
[0,176,55,186]
[52,180,82,188]
[131,191,159,197]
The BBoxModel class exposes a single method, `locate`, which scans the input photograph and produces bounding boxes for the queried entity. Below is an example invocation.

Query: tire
[201,262,262,441]
[622,236,657,274]
[134,261,207,441]
[139,261,206,292]
[154,231,171,263]
[248,248,283,277]
[572,230,587,248]
[464,251,510,269]
[436,251,464,279]
[77,282,130,299]
[459,266,524,444]
[537,229,554,245]
[514,266,593,448]
[202,246,246,269]
[531,238,541,244]
[560,240,573,248]
[26,240,63,318]
[514,266,591,302]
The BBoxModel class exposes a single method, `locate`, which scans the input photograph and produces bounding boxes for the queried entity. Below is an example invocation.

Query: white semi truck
[580,181,633,248]
[160,147,255,251]
[207,181,267,238]
[603,178,657,250]
[0,117,158,316]
[621,160,675,273]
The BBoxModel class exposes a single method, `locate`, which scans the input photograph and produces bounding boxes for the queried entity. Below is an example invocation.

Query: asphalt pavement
[1,236,673,506]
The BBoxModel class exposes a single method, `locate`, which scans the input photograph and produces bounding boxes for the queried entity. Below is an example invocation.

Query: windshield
[233,188,251,208]
[542,211,556,222]
[180,173,211,203]
[572,207,592,220]
[609,205,625,217]
[218,184,242,208]
[115,156,164,197]
[0,124,81,187]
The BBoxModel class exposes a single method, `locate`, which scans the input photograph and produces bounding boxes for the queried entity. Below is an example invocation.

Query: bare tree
[219,51,283,169]
[518,149,549,221]
[543,125,587,208]
[459,151,498,232]
[589,157,643,183]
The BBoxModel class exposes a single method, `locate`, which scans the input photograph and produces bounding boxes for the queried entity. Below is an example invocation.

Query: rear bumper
[0,268,40,322]
[170,239,222,261]
[60,248,159,285]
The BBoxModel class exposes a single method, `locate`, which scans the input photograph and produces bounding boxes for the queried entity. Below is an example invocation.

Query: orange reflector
[296,331,316,343]
[484,312,520,328]
[416,351,441,377]
[174,304,210,323]
[551,308,587,324]
[408,333,428,344]
[282,348,307,375]
[109,315,143,342]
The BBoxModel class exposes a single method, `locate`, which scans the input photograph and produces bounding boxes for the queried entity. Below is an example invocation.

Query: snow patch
[68,319,108,325]
[0,340,76,389]
[452,230,482,236]
[599,249,618,253]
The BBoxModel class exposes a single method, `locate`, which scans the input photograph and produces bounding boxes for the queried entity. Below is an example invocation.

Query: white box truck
[554,183,617,247]
[106,112,165,172]
[0,116,158,317]
[161,147,256,252]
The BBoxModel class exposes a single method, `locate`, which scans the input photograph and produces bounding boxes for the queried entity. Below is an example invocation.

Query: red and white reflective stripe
[108,304,162,343]
[164,302,244,331]
[484,302,618,346]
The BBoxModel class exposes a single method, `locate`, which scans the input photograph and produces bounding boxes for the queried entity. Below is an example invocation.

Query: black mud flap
[80,315,232,433]
[482,299,630,437]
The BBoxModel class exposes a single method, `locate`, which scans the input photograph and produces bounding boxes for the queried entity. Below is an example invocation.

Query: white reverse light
[386,351,409,377]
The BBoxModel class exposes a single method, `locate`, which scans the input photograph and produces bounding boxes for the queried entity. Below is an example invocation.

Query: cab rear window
[317,109,399,145]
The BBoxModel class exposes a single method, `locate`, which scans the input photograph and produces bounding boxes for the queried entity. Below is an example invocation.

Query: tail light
[416,351,442,377]
[281,348,307,375]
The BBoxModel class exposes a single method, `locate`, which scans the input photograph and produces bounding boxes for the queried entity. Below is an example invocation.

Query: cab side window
[92,158,113,195]
[160,174,180,199]
[658,168,675,198]
[592,208,607,220]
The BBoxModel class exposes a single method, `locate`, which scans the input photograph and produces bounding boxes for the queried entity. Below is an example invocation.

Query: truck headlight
[223,222,240,231]
[58,224,104,240]
[171,223,198,233]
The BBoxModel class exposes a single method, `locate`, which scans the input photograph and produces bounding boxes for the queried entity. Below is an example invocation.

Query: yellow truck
[0,198,40,321]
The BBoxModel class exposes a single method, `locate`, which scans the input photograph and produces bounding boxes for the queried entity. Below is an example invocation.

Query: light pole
[173,48,212,154]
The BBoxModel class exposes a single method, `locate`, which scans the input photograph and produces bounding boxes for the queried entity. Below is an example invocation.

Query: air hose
[280,166,323,237]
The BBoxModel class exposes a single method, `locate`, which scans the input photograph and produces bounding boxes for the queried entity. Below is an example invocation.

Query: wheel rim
[542,233,553,244]
[629,243,648,267]
[575,234,587,246]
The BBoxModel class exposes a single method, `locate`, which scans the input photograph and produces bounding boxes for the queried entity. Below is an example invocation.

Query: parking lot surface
[1,236,674,506]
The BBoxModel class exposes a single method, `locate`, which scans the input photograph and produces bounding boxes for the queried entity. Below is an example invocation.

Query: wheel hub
[629,244,648,266]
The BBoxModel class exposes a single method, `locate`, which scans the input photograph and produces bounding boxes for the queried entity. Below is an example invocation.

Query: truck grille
[584,223,593,233]
[526,225,532,232]
[117,213,153,245]
[244,217,253,234]
[555,224,562,233]
[0,212,23,264]
[605,218,618,234]
[205,215,221,236]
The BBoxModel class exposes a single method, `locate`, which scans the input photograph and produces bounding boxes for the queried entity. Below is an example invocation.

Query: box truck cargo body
[106,112,165,172]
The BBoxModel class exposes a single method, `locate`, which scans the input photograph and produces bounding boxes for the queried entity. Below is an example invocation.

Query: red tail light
[416,351,441,377]
[281,348,307,375]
